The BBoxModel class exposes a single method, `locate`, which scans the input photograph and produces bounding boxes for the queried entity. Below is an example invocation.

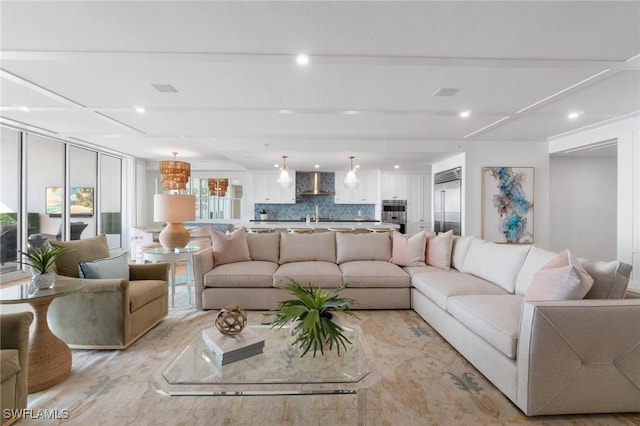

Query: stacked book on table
[201,327,265,365]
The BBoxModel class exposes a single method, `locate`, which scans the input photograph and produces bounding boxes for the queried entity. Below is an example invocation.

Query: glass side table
[0,277,86,392]
[142,247,199,308]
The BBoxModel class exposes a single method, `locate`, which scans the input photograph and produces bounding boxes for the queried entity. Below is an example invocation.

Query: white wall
[549,115,640,290]
[549,155,617,260]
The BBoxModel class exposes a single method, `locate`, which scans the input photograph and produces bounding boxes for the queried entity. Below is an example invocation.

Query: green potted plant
[259,208,268,221]
[18,246,69,290]
[269,280,357,357]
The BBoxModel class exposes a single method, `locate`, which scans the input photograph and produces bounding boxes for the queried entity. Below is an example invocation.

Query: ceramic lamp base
[158,222,190,250]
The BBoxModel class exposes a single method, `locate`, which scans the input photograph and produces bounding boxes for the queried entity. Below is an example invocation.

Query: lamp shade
[154,194,196,222]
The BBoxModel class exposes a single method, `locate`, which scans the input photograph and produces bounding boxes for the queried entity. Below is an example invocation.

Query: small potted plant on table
[269,280,357,357]
[259,209,268,221]
[18,246,68,291]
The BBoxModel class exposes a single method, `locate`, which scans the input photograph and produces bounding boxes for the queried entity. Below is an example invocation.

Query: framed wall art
[482,167,534,243]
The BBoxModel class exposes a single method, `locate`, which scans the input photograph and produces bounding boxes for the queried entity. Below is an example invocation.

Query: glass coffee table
[152,324,379,425]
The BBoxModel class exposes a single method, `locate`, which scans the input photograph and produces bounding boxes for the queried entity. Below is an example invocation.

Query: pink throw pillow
[426,230,453,270]
[524,249,594,301]
[391,231,427,267]
[210,227,251,266]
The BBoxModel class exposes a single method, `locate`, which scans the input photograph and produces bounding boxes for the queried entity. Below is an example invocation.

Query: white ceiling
[1,1,638,171]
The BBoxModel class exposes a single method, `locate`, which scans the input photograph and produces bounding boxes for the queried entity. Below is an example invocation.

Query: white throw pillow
[391,231,427,267]
[524,249,594,301]
[78,251,129,279]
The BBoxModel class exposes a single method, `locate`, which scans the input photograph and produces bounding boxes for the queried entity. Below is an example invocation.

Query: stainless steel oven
[381,199,407,233]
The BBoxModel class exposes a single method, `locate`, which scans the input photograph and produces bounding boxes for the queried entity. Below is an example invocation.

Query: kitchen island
[245,220,399,232]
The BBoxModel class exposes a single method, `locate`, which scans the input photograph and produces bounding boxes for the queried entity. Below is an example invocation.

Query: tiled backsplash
[254,172,375,220]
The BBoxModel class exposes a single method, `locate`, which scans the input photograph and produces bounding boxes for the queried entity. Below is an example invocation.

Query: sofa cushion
[524,250,593,301]
[340,261,410,288]
[514,246,557,295]
[461,239,531,293]
[247,232,280,264]
[391,231,427,266]
[582,259,632,299]
[426,230,454,270]
[412,271,509,310]
[210,227,251,266]
[0,349,20,382]
[451,235,475,271]
[128,280,168,313]
[447,294,523,359]
[279,232,336,264]
[79,251,129,280]
[205,261,278,288]
[402,265,446,277]
[273,261,343,288]
[336,232,391,263]
[51,234,111,278]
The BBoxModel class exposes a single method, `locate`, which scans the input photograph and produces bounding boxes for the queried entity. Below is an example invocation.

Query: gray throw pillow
[79,251,129,279]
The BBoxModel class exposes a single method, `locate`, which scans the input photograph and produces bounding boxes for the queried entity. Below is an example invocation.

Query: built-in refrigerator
[433,167,461,235]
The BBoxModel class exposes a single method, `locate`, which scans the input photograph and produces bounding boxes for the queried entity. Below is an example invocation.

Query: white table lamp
[154,194,196,250]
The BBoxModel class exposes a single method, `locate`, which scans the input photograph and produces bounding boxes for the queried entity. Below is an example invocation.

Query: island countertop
[244,221,400,230]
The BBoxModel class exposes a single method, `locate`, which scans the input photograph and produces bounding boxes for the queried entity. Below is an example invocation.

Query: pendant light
[159,152,191,191]
[277,155,293,189]
[343,156,359,189]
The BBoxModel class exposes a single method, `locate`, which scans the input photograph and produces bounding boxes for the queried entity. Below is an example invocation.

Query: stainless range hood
[297,172,334,195]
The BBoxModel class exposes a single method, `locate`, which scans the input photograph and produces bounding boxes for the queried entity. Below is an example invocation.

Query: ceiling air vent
[151,84,178,93]
[433,88,459,97]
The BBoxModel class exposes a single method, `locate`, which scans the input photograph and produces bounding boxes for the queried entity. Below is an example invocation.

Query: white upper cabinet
[253,172,296,204]
[334,171,378,204]
[381,173,409,200]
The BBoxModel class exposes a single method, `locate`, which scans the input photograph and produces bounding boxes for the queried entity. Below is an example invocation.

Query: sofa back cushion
[279,231,336,264]
[461,239,531,293]
[246,232,280,264]
[450,235,475,271]
[582,259,632,299]
[210,227,251,266]
[336,232,391,263]
[514,246,557,295]
[391,231,427,267]
[50,234,111,278]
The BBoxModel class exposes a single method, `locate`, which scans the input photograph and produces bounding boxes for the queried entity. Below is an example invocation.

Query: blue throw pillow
[78,251,129,279]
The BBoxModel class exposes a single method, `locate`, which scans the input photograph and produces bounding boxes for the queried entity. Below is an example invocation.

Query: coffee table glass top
[143,247,200,255]
[0,277,86,303]
[158,324,376,396]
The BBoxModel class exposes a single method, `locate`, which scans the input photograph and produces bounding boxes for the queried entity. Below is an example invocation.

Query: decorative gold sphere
[215,306,247,335]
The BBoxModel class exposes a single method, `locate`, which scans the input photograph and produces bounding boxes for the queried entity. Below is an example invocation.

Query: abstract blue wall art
[482,167,534,243]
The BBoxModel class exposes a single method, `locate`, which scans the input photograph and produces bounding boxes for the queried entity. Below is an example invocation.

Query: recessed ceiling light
[19,106,29,112]
[568,111,582,119]
[459,110,472,118]
[314,164,320,169]
[394,165,400,169]
[355,165,360,169]
[342,110,360,115]
[278,109,294,114]
[433,88,460,97]
[135,107,146,113]
[296,53,310,66]
[274,164,279,168]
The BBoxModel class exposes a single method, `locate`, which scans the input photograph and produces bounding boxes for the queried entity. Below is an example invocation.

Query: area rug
[21,296,640,425]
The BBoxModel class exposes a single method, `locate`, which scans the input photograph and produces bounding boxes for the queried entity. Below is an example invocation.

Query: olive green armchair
[1,311,33,426]
[47,234,169,349]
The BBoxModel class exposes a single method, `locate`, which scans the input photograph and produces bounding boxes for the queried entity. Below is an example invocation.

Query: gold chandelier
[159,152,191,191]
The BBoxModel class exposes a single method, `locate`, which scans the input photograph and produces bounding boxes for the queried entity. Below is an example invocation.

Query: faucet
[314,204,319,224]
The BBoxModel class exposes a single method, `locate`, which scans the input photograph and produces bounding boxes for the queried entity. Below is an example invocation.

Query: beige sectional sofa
[193,230,411,310]
[192,229,640,416]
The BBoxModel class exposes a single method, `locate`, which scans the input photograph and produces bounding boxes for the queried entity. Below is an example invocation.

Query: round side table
[142,247,199,308]
[0,277,86,393]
